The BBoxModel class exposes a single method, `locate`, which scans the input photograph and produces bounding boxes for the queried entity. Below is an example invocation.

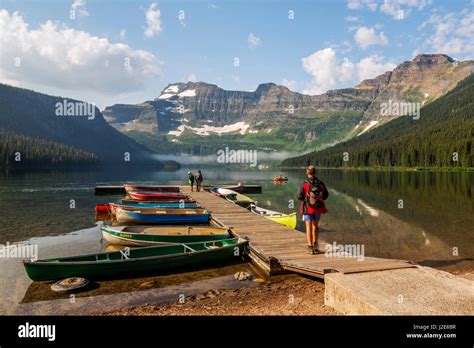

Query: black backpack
[305,178,325,209]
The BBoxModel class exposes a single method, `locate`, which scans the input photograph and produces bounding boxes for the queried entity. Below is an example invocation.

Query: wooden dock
[181,187,416,278]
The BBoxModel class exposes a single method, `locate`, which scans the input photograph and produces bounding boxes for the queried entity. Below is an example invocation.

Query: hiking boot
[306,245,315,255]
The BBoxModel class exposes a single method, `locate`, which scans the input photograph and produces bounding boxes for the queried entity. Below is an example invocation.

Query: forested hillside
[0,84,156,164]
[0,129,98,167]
[281,74,474,169]
[0,84,180,168]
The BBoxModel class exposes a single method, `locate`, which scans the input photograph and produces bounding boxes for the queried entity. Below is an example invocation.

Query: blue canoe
[113,202,199,210]
[115,207,210,225]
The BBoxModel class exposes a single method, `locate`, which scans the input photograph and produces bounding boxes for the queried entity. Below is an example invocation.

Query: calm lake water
[0,166,472,314]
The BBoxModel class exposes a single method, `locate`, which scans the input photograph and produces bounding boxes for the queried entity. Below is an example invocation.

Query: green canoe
[22,238,247,281]
[101,225,231,246]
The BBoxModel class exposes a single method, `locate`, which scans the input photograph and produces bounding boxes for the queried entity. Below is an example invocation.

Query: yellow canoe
[249,204,297,229]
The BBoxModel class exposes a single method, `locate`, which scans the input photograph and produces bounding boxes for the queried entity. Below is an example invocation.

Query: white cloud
[71,0,89,17]
[144,2,162,38]
[348,0,431,20]
[380,0,431,20]
[119,28,127,40]
[301,47,396,95]
[421,9,474,59]
[186,73,197,82]
[354,26,389,49]
[345,16,360,22]
[248,33,261,48]
[282,78,297,91]
[347,0,378,11]
[0,10,160,95]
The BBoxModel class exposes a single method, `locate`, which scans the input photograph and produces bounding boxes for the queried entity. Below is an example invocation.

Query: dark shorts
[302,214,321,222]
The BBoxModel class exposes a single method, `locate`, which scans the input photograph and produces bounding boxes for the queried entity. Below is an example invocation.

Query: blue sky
[0,0,473,108]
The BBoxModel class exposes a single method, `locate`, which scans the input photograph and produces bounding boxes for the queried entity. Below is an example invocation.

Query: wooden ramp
[181,187,416,278]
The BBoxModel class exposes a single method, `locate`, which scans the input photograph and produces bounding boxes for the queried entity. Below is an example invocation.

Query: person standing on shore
[188,171,195,192]
[297,166,329,254]
[195,170,203,192]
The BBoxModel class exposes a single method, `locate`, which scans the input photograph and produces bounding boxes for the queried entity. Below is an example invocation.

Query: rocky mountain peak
[255,82,291,95]
[413,54,454,64]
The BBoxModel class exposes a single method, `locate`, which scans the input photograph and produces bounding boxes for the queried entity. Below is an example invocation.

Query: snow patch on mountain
[158,93,175,100]
[168,121,251,137]
[178,89,196,97]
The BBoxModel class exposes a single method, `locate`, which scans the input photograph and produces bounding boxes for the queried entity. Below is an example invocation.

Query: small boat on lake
[95,202,199,214]
[128,191,188,201]
[22,238,247,281]
[115,207,209,225]
[124,184,180,193]
[249,204,297,229]
[101,225,231,246]
[273,175,288,182]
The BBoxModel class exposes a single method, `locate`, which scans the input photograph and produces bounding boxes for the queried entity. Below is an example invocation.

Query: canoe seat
[205,245,219,250]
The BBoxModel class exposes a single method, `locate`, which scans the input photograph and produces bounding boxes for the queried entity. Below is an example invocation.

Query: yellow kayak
[249,204,297,229]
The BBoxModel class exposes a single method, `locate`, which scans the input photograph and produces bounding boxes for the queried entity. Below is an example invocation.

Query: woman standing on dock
[297,166,329,254]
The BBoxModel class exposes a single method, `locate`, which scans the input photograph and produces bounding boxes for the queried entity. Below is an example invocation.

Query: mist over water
[152,151,302,165]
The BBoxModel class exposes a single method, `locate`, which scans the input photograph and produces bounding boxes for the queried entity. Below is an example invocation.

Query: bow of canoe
[249,204,297,229]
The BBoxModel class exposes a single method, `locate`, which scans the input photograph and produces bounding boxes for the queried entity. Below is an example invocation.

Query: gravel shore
[97,274,339,316]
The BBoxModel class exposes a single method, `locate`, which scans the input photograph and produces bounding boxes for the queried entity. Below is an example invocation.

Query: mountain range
[103,54,474,156]
[1,53,473,168]
[281,73,474,168]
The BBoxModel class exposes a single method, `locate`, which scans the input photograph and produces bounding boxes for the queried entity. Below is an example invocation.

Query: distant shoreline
[280,166,474,172]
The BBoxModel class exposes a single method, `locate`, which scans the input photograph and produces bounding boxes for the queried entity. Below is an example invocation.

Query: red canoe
[128,191,188,201]
[95,204,112,213]
[124,184,180,193]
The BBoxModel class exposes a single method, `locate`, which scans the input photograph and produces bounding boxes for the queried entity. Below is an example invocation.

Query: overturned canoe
[22,238,248,281]
[128,191,188,201]
[115,207,209,225]
[101,225,231,246]
[249,204,297,229]
[124,184,180,193]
